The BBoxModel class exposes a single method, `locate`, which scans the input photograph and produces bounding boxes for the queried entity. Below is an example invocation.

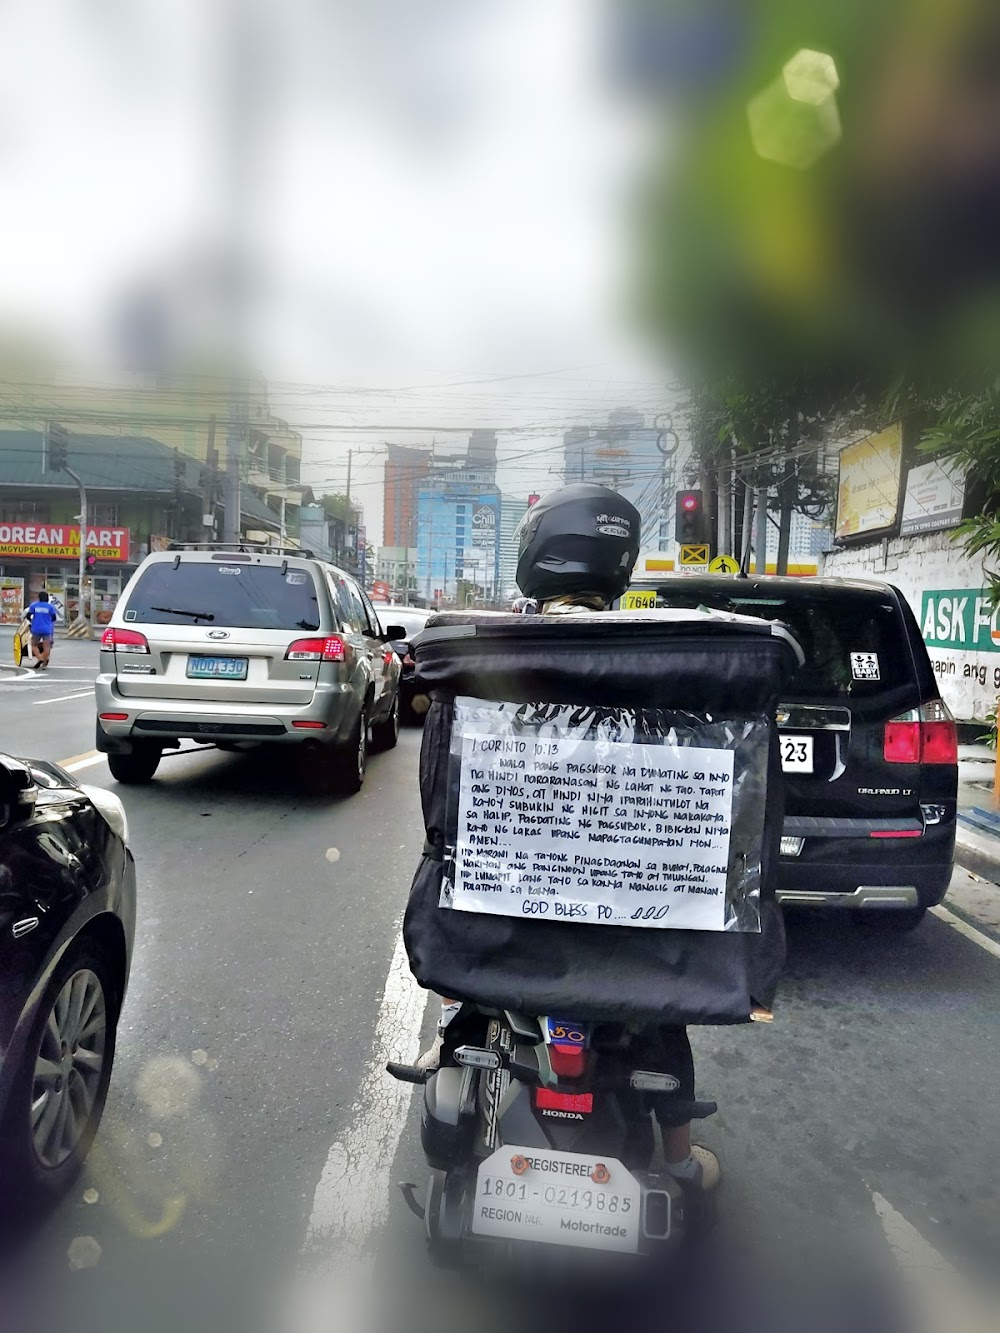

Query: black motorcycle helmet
[515,484,641,603]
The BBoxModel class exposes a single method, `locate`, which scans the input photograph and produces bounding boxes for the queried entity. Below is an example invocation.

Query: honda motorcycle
[388,1005,716,1267]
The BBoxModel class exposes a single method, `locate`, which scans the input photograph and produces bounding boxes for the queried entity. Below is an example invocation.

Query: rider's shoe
[666,1145,721,1191]
[414,1035,443,1072]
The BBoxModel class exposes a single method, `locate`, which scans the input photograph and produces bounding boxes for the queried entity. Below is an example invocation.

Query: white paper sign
[453,732,734,930]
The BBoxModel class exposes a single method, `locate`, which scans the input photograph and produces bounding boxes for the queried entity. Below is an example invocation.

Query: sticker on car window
[285,571,307,585]
[217,565,242,576]
[850,652,880,681]
[124,609,137,621]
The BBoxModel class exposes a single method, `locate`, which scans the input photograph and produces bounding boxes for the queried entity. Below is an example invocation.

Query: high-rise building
[499,495,529,598]
[383,444,432,548]
[563,409,674,547]
[414,431,500,602]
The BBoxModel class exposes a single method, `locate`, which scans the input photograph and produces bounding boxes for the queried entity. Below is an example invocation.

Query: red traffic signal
[675,489,707,546]
[528,493,540,506]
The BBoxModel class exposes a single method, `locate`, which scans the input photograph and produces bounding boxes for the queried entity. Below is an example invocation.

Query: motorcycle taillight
[548,1044,587,1079]
[535,1088,593,1114]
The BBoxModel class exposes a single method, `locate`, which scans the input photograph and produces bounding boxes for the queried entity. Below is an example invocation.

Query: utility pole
[202,415,218,538]
[754,482,769,576]
[69,471,89,633]
[345,448,352,511]
[44,423,90,636]
[222,400,243,544]
[776,470,794,576]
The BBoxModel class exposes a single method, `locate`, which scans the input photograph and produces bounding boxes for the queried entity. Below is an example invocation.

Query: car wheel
[371,693,400,752]
[333,709,368,795]
[107,746,161,785]
[0,943,119,1216]
[852,906,927,932]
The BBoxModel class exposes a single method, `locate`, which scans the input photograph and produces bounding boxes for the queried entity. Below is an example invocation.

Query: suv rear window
[645,586,912,700]
[122,561,321,631]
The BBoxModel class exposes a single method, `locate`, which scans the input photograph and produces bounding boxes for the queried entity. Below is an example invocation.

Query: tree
[638,0,1000,570]
[319,492,358,524]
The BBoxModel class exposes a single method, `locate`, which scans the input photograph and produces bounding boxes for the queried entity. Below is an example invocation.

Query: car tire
[0,942,120,1219]
[107,746,161,785]
[370,694,400,752]
[852,906,928,932]
[332,708,368,795]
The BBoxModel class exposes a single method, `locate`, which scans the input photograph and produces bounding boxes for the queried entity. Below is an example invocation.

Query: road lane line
[871,1190,992,1333]
[930,905,1000,961]
[302,927,427,1260]
[60,751,106,774]
[32,690,92,705]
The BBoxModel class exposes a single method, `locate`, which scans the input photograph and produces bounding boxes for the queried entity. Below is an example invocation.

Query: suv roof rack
[165,541,315,558]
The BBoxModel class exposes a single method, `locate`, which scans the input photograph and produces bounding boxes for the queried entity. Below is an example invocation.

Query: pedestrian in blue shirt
[23,590,57,669]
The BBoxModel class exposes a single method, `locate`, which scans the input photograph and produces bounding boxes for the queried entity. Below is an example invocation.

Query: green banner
[920,588,1000,653]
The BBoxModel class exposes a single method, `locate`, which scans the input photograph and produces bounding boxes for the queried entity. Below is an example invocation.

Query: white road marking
[62,753,106,774]
[871,1191,992,1333]
[301,928,427,1261]
[32,690,92,705]
[930,905,1000,961]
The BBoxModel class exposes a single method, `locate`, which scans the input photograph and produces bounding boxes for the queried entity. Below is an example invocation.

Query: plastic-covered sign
[441,697,769,933]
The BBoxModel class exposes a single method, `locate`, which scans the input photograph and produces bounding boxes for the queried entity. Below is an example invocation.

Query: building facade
[0,430,280,625]
[564,408,681,553]
[414,432,501,603]
[383,444,431,548]
[499,495,528,599]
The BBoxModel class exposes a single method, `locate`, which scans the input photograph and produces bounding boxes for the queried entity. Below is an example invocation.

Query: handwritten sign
[452,732,734,930]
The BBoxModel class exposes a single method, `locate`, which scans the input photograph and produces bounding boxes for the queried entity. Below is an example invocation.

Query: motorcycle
[388,1005,717,1268]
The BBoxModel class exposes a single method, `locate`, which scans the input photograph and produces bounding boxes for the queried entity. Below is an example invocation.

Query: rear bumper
[776,820,956,910]
[94,674,357,746]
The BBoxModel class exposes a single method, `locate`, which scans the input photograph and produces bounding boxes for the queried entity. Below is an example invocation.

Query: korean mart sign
[920,589,1000,653]
[0,522,130,562]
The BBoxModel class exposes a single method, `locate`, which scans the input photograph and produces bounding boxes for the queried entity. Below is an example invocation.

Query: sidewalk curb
[955,822,1000,883]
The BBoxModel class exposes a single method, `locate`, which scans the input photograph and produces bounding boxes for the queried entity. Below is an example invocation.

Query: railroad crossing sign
[679,544,710,567]
[709,553,740,574]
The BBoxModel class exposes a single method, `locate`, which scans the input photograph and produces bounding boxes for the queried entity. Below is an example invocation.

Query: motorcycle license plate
[472,1146,643,1252]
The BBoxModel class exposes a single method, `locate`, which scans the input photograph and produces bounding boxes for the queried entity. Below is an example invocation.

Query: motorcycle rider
[410,484,720,1191]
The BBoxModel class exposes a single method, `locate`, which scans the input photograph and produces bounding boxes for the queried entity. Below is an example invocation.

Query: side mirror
[383,624,408,641]
[0,756,38,829]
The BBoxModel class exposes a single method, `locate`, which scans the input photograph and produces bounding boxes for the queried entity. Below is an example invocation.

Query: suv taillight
[884,701,957,765]
[285,636,346,663]
[101,627,150,654]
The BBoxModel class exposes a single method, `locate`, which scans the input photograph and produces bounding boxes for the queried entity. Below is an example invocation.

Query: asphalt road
[0,637,997,1333]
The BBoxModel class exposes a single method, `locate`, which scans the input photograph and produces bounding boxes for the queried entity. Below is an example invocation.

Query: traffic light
[528,492,540,507]
[45,423,69,473]
[675,489,707,545]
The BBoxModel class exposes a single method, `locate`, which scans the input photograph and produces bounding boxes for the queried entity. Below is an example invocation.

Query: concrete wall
[823,529,1000,722]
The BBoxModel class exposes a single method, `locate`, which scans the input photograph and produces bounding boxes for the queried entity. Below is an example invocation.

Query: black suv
[617,575,957,928]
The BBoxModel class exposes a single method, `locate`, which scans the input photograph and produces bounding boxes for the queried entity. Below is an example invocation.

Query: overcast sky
[0,0,673,545]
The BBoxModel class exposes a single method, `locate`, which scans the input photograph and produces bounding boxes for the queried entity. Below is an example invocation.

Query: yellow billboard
[836,423,903,540]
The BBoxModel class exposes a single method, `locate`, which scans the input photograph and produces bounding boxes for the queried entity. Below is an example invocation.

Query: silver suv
[95,545,403,793]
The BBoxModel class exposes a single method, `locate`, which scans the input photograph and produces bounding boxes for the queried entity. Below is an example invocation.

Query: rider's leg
[648,1026,720,1190]
[414,997,461,1071]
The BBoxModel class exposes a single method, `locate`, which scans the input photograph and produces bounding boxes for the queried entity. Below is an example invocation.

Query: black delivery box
[403,608,802,1025]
